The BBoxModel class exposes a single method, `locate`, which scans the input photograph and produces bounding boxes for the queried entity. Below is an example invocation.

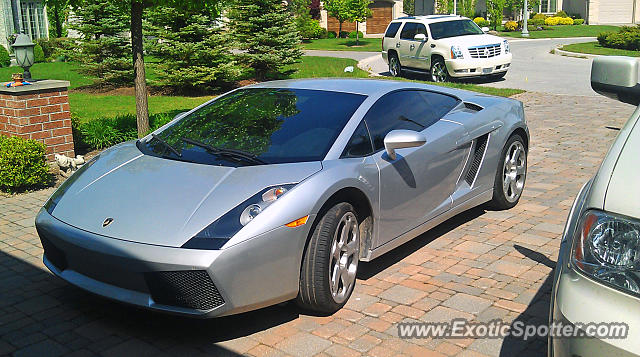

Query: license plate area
[483,67,493,74]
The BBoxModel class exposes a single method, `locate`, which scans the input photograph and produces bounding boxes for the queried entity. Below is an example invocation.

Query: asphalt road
[306,37,599,96]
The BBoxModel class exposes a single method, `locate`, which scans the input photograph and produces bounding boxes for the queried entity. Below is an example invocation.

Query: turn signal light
[285,216,309,228]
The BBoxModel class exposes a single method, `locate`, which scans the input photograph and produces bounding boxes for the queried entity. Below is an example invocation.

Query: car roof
[245,78,468,97]
[392,15,469,24]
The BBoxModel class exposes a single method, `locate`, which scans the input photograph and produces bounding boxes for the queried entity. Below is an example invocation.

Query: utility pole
[522,0,530,37]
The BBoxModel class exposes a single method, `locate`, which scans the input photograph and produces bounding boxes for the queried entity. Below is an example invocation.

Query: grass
[381,75,524,97]
[498,24,619,38]
[560,41,640,57]
[301,38,381,52]
[11,56,519,122]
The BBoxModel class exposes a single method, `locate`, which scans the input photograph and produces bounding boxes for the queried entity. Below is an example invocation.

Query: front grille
[468,44,501,58]
[40,235,68,271]
[145,271,224,310]
[465,134,489,186]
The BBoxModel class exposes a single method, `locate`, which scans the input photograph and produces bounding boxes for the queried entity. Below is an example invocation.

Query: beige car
[550,56,640,356]
[381,15,512,82]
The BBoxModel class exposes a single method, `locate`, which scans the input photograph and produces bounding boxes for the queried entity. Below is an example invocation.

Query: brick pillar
[0,80,73,161]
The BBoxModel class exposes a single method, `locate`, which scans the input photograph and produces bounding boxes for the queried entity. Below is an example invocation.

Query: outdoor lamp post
[12,33,35,80]
[522,0,530,37]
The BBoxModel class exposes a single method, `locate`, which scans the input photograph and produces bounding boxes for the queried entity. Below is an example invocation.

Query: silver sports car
[36,79,528,317]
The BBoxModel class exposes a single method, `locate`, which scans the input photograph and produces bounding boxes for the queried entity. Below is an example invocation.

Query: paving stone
[442,293,492,314]
[378,285,427,306]
[274,332,332,357]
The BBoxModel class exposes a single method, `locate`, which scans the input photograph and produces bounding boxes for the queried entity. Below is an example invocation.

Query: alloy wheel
[389,57,400,77]
[502,141,526,203]
[328,212,359,304]
[431,61,448,82]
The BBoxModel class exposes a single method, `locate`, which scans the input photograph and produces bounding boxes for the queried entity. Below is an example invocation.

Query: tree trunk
[339,21,342,37]
[53,2,62,38]
[355,22,359,45]
[131,0,150,137]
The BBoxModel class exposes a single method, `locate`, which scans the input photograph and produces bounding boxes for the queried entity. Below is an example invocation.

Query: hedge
[0,135,51,192]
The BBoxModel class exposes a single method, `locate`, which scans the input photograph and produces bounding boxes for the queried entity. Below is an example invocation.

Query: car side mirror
[414,33,427,42]
[591,56,640,106]
[384,130,426,160]
[482,27,490,33]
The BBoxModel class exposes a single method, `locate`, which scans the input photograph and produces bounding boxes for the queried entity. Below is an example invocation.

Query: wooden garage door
[599,1,633,24]
[327,17,356,33]
[367,1,393,34]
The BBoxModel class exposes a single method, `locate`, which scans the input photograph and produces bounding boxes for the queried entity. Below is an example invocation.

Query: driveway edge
[358,54,383,76]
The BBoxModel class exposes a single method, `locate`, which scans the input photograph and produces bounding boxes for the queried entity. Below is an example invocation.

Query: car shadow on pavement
[357,206,486,280]
[499,244,556,356]
[0,249,306,356]
[379,71,507,84]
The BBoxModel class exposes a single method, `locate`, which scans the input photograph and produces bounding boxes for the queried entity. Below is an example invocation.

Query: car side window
[363,90,459,151]
[385,22,402,38]
[341,121,374,158]
[399,22,418,40]
[415,23,427,37]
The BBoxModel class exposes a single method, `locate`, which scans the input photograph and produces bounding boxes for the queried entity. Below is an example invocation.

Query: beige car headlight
[572,210,640,295]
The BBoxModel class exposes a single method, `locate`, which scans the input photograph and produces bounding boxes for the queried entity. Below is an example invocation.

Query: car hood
[438,34,504,49]
[51,142,322,247]
[604,120,640,218]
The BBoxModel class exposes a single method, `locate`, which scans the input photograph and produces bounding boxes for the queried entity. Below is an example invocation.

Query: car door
[364,90,468,248]
[411,23,431,70]
[398,22,418,68]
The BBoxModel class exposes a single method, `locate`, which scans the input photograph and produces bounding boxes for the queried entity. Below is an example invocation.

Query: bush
[559,17,574,25]
[474,17,490,27]
[531,18,545,26]
[545,16,561,26]
[504,21,518,32]
[327,31,337,38]
[347,31,363,39]
[297,18,326,39]
[33,44,45,63]
[573,18,584,25]
[555,10,569,18]
[36,38,69,61]
[339,31,349,38]
[0,135,50,192]
[0,46,9,67]
[598,26,640,50]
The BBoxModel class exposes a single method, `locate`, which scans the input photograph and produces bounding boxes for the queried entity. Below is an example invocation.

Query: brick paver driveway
[0,93,635,357]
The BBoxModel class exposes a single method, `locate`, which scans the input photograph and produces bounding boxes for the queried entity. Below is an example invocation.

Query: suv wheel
[389,53,402,77]
[430,57,450,82]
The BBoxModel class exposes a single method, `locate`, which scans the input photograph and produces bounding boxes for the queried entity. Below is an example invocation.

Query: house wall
[321,0,405,35]
[564,0,640,24]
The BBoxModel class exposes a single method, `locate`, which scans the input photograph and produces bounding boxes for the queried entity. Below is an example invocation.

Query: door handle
[410,44,415,50]
[395,43,400,48]
[430,44,436,48]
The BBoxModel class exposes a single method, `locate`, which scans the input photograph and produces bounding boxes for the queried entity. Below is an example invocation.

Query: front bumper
[35,209,313,318]
[549,181,639,356]
[445,53,512,77]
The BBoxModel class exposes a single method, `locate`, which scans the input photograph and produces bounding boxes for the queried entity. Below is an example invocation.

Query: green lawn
[499,25,619,38]
[15,56,520,121]
[560,41,640,57]
[301,38,381,52]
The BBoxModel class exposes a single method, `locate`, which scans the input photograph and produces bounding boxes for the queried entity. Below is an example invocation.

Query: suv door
[411,23,431,70]
[398,22,418,68]
[383,21,402,56]
[363,90,468,248]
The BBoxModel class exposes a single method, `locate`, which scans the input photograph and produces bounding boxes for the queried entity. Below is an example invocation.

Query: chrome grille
[468,44,501,58]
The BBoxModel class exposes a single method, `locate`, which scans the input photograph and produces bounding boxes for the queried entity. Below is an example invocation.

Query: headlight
[572,210,640,296]
[503,40,510,54]
[44,155,100,214]
[181,184,296,250]
[450,45,463,59]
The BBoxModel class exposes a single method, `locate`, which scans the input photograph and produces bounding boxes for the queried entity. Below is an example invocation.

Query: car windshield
[137,88,367,166]
[429,19,484,40]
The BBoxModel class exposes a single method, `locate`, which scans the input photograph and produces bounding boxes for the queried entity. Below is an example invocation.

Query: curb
[551,45,599,59]
[357,54,383,76]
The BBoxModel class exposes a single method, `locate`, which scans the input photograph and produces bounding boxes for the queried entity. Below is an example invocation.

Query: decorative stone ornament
[55,154,85,177]
[11,33,35,80]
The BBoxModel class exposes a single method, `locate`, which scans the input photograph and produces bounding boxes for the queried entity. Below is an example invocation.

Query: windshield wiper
[181,137,267,165]
[150,134,182,157]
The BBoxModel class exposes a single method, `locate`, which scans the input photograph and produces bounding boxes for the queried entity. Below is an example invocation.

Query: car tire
[430,57,450,82]
[489,134,527,210]
[296,202,360,314]
[389,53,402,77]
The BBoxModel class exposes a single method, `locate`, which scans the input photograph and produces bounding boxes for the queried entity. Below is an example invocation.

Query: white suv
[382,15,512,82]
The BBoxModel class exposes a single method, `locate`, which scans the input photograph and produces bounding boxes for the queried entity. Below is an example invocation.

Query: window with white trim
[20,1,47,40]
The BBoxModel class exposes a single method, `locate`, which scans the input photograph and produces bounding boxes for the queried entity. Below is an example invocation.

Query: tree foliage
[343,0,371,44]
[67,0,132,85]
[228,0,303,80]
[43,0,71,38]
[403,0,414,15]
[460,0,476,17]
[487,0,506,30]
[146,5,241,92]
[323,0,349,34]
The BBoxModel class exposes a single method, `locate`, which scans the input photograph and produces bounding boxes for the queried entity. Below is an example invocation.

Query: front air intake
[145,270,224,310]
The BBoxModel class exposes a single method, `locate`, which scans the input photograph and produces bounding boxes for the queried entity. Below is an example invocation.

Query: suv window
[342,121,373,158]
[429,19,484,40]
[399,22,418,40]
[363,90,459,151]
[415,23,428,37]
[385,22,402,38]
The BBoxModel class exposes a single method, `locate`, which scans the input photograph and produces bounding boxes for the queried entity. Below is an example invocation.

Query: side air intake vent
[145,270,225,310]
[465,134,489,186]
[464,102,484,112]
